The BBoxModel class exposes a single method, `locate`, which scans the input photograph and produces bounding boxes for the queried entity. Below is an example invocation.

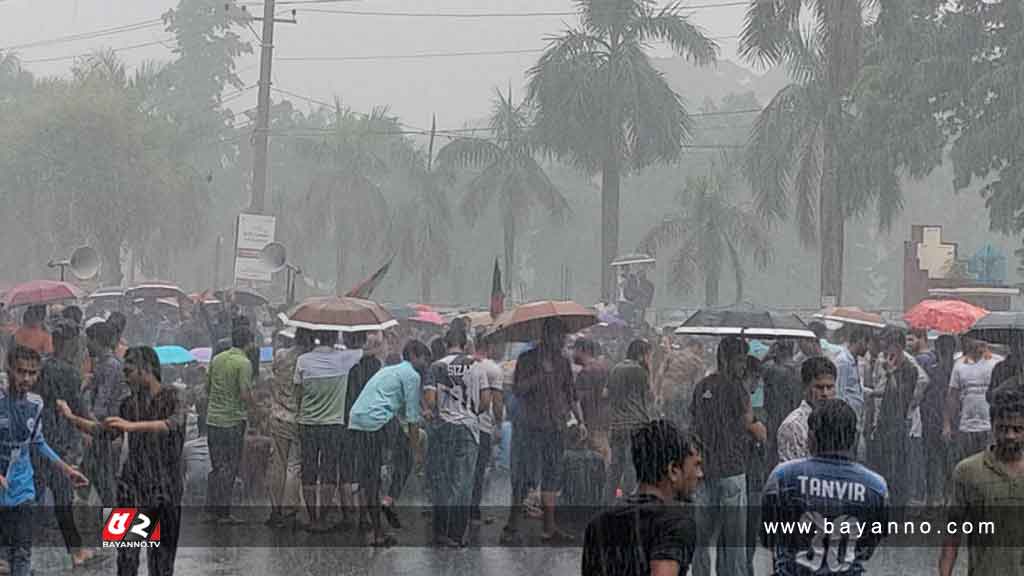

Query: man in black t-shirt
[59,346,186,576]
[689,337,766,576]
[582,420,703,576]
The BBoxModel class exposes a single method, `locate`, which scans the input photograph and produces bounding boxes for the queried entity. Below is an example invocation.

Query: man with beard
[582,420,703,576]
[940,384,1024,576]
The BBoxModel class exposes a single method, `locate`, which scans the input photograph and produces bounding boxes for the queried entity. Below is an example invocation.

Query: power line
[1,19,163,51]
[278,48,544,62]
[20,38,173,64]
[296,2,749,18]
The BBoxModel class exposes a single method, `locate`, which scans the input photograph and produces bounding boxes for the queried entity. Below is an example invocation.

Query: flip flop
[72,552,106,569]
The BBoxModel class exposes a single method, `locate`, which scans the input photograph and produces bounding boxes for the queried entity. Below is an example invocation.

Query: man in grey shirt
[82,321,125,507]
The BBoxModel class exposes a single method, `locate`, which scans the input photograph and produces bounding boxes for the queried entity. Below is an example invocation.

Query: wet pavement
[30,526,968,575]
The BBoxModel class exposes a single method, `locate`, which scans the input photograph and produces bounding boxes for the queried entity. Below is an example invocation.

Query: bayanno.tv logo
[102,508,162,549]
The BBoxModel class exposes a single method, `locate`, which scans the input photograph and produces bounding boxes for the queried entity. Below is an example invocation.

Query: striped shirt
[294,347,363,426]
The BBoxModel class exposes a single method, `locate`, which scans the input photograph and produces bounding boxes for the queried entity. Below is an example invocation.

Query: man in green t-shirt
[940,383,1024,576]
[205,325,255,524]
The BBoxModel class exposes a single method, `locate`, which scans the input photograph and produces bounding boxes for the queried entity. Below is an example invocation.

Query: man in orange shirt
[14,305,53,356]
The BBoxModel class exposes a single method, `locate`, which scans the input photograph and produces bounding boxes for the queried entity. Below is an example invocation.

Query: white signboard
[233,213,276,282]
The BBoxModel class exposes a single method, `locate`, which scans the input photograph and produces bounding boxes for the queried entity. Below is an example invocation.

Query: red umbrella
[2,280,83,307]
[904,299,989,334]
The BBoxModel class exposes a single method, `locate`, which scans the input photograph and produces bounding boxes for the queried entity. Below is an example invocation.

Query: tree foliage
[527,0,717,300]
[640,156,770,305]
[436,88,568,292]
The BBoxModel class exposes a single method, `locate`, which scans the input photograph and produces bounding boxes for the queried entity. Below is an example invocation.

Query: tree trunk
[704,269,719,307]
[819,105,845,305]
[420,266,432,304]
[503,212,516,295]
[98,233,123,286]
[601,159,621,302]
[334,204,346,296]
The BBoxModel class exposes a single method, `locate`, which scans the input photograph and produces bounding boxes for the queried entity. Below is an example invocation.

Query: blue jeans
[693,474,748,576]
[0,505,32,576]
[430,422,479,543]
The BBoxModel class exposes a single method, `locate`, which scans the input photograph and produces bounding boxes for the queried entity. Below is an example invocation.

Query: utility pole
[237,0,296,214]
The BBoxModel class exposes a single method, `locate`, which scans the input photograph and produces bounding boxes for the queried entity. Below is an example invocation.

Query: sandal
[371,534,397,548]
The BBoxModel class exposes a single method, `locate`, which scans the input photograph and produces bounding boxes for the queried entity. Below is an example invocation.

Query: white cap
[84,316,105,329]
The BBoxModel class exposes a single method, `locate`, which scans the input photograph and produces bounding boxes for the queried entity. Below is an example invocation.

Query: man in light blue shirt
[835,326,872,432]
[348,340,432,547]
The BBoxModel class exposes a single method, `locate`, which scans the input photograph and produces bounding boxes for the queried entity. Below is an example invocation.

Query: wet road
[31,532,966,575]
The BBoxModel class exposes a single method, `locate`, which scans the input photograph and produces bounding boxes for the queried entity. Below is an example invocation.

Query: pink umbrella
[409,304,446,326]
[2,280,83,307]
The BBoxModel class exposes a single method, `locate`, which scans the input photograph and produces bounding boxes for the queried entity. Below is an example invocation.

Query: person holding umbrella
[501,318,587,545]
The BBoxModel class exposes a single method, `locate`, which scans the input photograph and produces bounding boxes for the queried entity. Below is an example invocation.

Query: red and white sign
[233,213,276,283]
[102,508,161,549]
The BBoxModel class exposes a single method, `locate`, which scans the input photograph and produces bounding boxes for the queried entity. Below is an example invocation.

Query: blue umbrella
[154,346,196,366]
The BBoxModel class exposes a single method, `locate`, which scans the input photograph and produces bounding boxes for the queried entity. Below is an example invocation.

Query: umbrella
[3,280,83,307]
[457,311,497,330]
[610,253,656,268]
[190,347,212,364]
[598,310,628,327]
[409,304,445,326]
[88,287,124,301]
[813,306,886,329]
[284,296,397,332]
[125,282,187,301]
[964,312,1024,346]
[214,288,269,308]
[154,346,196,366]
[487,300,598,342]
[904,299,989,334]
[675,305,816,340]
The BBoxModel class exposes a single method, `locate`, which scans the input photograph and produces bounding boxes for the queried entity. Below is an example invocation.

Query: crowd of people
[0,299,1023,576]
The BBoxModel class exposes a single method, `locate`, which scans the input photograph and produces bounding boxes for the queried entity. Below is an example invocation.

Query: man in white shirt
[777,357,837,463]
[944,337,1003,463]
[467,335,504,524]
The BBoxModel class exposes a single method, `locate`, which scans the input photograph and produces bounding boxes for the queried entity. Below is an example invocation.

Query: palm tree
[392,158,453,304]
[527,0,717,301]
[640,158,770,306]
[741,0,875,305]
[436,88,568,293]
[291,104,397,294]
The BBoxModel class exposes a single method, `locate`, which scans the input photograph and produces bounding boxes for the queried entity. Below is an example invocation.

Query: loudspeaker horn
[260,242,287,273]
[69,246,100,280]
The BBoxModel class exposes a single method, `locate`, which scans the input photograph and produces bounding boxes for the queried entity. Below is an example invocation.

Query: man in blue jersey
[762,399,889,576]
[1,345,89,576]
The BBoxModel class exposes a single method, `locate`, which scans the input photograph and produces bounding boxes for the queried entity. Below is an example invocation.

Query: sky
[0,0,754,126]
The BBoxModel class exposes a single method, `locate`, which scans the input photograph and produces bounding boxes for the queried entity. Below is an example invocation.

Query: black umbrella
[674,305,817,340]
[964,311,1024,346]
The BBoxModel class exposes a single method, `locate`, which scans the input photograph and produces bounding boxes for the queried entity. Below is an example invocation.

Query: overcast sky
[1,0,753,125]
